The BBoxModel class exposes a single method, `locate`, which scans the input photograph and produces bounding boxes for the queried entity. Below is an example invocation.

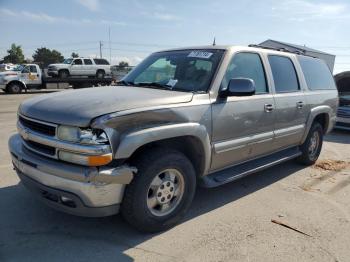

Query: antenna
[212,37,216,46]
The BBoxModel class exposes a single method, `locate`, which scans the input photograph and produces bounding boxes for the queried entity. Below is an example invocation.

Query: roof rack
[248,44,306,56]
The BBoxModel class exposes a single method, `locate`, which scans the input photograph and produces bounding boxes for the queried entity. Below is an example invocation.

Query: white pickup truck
[0,64,113,94]
[48,58,111,79]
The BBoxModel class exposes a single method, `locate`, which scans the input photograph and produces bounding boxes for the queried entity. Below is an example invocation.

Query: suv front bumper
[9,134,136,217]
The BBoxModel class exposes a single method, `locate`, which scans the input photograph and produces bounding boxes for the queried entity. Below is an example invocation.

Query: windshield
[13,65,24,71]
[63,58,73,64]
[122,49,224,92]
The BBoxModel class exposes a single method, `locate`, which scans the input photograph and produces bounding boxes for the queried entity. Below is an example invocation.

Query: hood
[48,63,67,67]
[0,71,19,76]
[19,86,193,126]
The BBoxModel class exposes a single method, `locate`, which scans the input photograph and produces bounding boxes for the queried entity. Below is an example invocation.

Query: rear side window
[84,59,93,65]
[222,52,268,94]
[298,56,336,90]
[93,59,110,65]
[268,55,299,93]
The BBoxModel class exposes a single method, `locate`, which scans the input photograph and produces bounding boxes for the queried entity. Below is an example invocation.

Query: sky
[1,0,350,73]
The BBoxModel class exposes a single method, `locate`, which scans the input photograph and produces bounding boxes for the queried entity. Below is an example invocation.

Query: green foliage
[33,47,64,67]
[3,43,25,64]
[71,52,79,58]
[118,61,129,68]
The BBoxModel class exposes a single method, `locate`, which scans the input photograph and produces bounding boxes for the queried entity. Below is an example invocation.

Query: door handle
[296,101,304,109]
[264,104,274,112]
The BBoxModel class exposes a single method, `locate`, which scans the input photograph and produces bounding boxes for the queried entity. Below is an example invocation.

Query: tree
[71,52,79,58]
[3,44,25,64]
[118,61,129,68]
[32,47,64,67]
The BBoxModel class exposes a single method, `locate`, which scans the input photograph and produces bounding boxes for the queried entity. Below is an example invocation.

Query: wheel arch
[301,105,333,143]
[116,123,212,178]
[6,80,26,92]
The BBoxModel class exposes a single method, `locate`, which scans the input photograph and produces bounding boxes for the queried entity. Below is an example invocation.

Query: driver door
[21,65,41,86]
[211,52,276,171]
[70,59,83,75]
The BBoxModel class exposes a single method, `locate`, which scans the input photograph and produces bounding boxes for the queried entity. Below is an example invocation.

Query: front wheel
[121,149,196,233]
[297,122,323,165]
[7,82,22,94]
[58,70,69,79]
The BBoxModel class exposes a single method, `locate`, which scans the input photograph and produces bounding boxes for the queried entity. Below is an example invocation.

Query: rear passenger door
[83,59,94,75]
[211,52,276,171]
[268,55,308,149]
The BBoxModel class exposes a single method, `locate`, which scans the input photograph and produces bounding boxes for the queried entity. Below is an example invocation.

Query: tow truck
[0,64,113,94]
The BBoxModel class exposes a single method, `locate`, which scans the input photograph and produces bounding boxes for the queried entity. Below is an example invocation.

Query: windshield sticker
[167,79,178,87]
[188,51,213,59]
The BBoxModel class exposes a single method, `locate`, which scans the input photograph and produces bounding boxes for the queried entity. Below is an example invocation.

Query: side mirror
[221,78,256,97]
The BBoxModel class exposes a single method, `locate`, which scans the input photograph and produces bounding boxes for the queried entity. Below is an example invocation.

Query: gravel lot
[0,90,349,262]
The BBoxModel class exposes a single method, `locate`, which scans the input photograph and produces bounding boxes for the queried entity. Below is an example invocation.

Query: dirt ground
[0,90,349,262]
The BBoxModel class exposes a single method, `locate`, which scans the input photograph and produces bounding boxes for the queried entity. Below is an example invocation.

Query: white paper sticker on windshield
[188,51,213,59]
[167,79,178,87]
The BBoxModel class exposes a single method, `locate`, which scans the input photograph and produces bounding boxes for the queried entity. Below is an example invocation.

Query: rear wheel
[7,82,22,94]
[297,122,323,165]
[59,70,69,79]
[96,70,105,79]
[121,148,196,233]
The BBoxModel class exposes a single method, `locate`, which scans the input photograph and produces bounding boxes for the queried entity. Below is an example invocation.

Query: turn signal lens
[59,151,112,166]
[88,154,113,166]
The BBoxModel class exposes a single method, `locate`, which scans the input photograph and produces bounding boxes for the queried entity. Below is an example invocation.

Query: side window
[298,56,336,90]
[93,59,110,65]
[22,66,30,73]
[73,59,82,65]
[83,59,93,65]
[222,52,268,94]
[29,66,37,73]
[268,55,299,93]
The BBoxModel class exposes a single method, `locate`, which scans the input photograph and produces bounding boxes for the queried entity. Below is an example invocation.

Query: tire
[7,82,22,94]
[121,148,196,233]
[96,70,105,79]
[297,122,323,165]
[59,70,69,79]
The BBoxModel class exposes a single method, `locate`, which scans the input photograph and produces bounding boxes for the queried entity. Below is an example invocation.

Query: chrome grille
[19,115,56,136]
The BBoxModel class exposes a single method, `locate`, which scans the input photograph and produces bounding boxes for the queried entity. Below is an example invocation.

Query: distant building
[259,39,335,72]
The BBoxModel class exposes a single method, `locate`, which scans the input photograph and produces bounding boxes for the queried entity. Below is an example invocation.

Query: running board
[200,147,302,188]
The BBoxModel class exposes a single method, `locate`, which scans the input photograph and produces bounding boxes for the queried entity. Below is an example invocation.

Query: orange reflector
[88,154,113,166]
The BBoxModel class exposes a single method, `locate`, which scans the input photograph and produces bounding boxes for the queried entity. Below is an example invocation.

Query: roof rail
[248,44,306,56]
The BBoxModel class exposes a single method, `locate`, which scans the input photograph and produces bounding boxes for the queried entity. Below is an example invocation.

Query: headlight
[49,66,58,70]
[57,126,80,142]
[59,151,112,166]
[57,126,109,144]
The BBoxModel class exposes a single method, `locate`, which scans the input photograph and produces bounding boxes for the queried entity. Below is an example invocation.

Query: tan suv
[9,45,338,232]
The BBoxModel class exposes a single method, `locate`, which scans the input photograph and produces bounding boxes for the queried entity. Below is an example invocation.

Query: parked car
[9,45,338,232]
[47,58,111,79]
[334,72,350,130]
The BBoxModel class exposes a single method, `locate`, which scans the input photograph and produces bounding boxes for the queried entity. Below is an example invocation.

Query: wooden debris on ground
[271,219,312,237]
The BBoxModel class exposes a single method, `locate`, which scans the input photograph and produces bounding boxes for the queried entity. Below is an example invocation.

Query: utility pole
[108,26,111,64]
[99,41,103,58]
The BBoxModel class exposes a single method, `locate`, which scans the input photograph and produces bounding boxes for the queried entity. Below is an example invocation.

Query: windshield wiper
[134,82,173,90]
[116,80,134,86]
